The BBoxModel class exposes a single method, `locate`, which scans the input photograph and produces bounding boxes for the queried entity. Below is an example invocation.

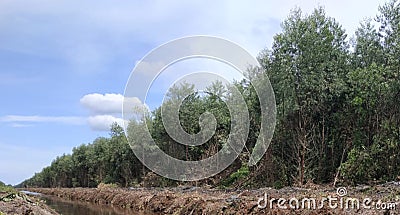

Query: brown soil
[0,191,59,215]
[27,183,400,214]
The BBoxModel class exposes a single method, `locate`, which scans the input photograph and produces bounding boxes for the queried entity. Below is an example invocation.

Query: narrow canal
[21,191,137,215]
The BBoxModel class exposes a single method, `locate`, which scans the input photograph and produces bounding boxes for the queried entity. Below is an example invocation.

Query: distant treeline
[19,0,400,188]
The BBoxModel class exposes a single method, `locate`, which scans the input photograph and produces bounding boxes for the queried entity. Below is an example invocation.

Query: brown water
[40,194,138,215]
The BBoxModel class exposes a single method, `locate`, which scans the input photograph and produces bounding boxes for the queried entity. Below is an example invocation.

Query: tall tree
[261,7,349,184]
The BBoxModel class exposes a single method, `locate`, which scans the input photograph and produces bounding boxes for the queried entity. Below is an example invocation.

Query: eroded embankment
[0,191,59,215]
[27,184,400,215]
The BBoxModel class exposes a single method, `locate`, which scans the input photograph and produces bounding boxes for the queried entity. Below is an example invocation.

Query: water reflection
[41,195,137,215]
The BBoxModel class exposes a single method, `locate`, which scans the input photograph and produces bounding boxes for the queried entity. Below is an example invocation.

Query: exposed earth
[25,182,400,214]
[0,191,58,215]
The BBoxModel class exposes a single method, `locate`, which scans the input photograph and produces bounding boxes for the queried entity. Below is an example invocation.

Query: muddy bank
[27,184,400,214]
[0,191,59,215]
[29,187,256,214]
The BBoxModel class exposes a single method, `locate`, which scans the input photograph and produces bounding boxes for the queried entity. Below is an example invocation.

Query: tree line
[19,0,400,188]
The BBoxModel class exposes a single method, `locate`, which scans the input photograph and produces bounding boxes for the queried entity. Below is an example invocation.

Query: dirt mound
[27,184,400,214]
[0,191,59,215]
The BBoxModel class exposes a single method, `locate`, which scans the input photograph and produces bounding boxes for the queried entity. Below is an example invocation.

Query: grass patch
[0,181,15,193]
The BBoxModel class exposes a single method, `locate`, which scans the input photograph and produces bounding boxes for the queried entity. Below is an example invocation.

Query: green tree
[261,7,349,185]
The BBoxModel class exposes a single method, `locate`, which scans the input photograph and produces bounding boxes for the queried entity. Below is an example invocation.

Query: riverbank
[26,183,400,214]
[0,190,59,215]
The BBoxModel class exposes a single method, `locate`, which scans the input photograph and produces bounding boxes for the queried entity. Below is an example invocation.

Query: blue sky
[0,0,386,185]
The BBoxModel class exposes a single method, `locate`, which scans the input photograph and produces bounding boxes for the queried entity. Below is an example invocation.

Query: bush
[221,164,249,187]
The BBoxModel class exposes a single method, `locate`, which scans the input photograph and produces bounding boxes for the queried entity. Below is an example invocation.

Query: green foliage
[338,0,400,185]
[341,147,375,183]
[19,0,400,188]
[221,164,249,187]
[0,181,15,193]
[19,124,144,188]
[256,1,400,186]
[261,6,350,185]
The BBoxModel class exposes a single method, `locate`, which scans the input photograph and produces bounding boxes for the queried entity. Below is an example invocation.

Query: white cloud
[80,93,147,131]
[80,93,144,115]
[0,0,387,76]
[0,113,124,131]
[0,115,85,125]
[87,115,125,131]
[0,93,145,131]
[80,93,124,114]
[0,0,390,185]
[10,123,33,128]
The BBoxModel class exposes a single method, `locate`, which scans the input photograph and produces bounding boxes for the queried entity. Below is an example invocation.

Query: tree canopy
[19,0,400,188]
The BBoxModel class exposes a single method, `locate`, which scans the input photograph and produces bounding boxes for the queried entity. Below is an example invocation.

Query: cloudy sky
[0,0,386,185]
